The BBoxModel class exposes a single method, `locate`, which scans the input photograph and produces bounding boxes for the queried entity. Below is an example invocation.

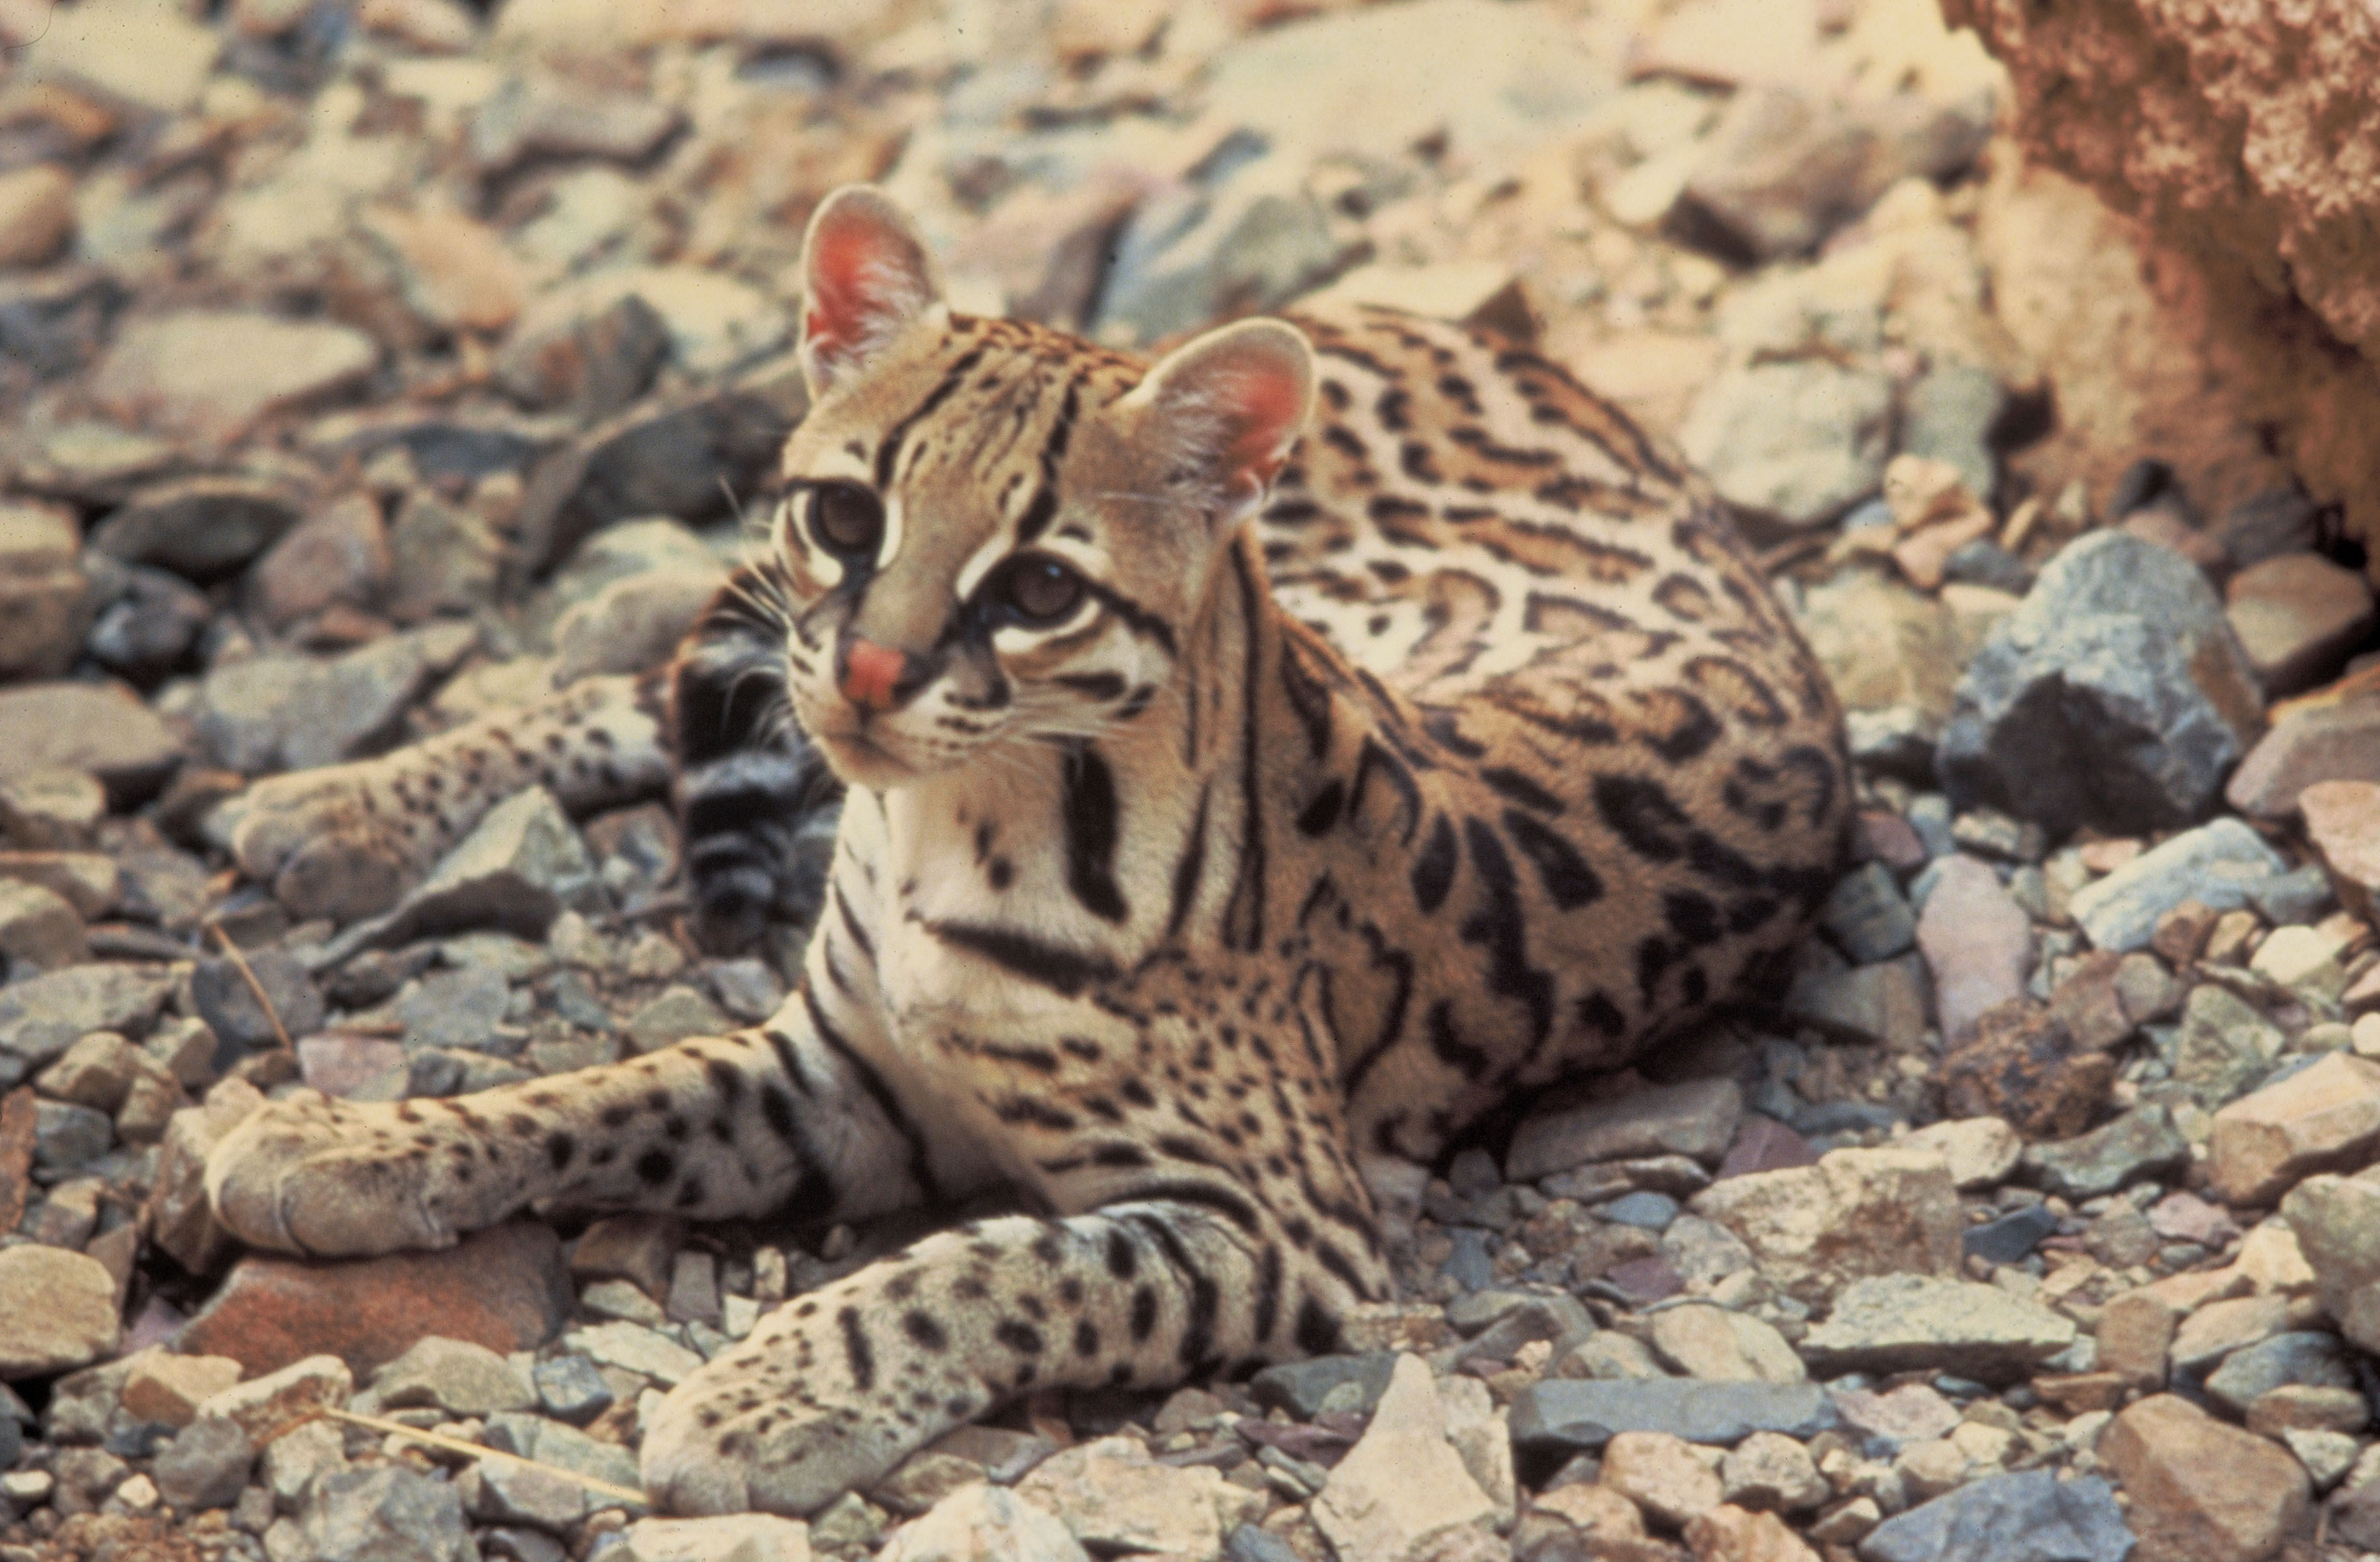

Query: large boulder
[1936,530,2263,837]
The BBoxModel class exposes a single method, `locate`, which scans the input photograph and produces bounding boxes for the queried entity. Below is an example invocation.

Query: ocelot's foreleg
[204,992,952,1257]
[642,1192,1387,1516]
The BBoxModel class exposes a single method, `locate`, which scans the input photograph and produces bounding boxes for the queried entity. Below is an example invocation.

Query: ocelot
[206,184,1848,1514]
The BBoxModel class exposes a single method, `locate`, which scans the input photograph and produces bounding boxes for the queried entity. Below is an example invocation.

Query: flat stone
[90,476,300,583]
[176,1222,571,1377]
[481,1410,640,1492]
[1964,1204,2060,1266]
[565,1321,702,1386]
[1508,1078,1744,1181]
[2246,1384,2368,1436]
[2098,1393,2310,1562]
[571,1214,683,1297]
[358,201,528,336]
[0,1244,119,1377]
[1686,1147,1961,1305]
[2022,1104,2191,1199]
[195,622,478,775]
[89,312,379,443]
[1800,1274,2076,1382]
[1916,856,2033,1042]
[2208,1051,2380,1206]
[1940,531,2265,839]
[2226,698,2380,817]
[249,494,391,629]
[1902,1118,2021,1189]
[1830,1383,1962,1449]
[372,1335,536,1418]
[0,879,87,969]
[2067,817,2290,954]
[2169,983,2286,1110]
[2302,779,2380,923]
[1508,1380,1839,1454]
[879,1484,1087,1562]
[2226,553,2375,697]
[1019,1433,1258,1561]
[356,787,599,950]
[152,1416,254,1511]
[1856,1470,2131,1562]
[2169,1294,2288,1373]
[1600,1430,1722,1528]
[1308,1355,1493,1561]
[1647,1304,1805,1384]
[1250,1353,1398,1420]
[623,1514,813,1562]
[2203,1331,2356,1416]
[0,682,185,803]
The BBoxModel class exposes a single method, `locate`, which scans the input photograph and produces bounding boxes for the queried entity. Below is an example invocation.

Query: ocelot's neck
[878,531,1337,955]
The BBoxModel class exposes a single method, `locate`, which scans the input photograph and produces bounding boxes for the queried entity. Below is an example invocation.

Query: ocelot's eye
[808,482,883,559]
[999,556,1086,625]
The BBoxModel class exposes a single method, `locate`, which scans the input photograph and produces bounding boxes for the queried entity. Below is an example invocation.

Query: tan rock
[1686,1147,1962,1305]
[2168,1293,2286,1371]
[0,502,90,682]
[2095,1288,2177,1390]
[2098,1394,2310,1562]
[120,1354,245,1429]
[878,1485,1079,1562]
[0,1245,119,1377]
[2303,780,2380,924]
[88,312,379,443]
[1533,1481,1647,1540]
[0,879,85,969]
[1901,1117,2022,1189]
[2208,1051,2380,1205]
[0,165,75,268]
[1683,1503,1819,1562]
[358,202,528,336]
[2245,1384,2367,1437]
[1312,1356,1494,1562]
[1647,1305,1805,1384]
[1601,1431,1724,1529]
[193,1355,353,1445]
[2234,1220,2316,1294]
[2227,555,2377,697]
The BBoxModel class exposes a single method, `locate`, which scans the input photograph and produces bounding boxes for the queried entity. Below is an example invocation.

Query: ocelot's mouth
[810,724,918,787]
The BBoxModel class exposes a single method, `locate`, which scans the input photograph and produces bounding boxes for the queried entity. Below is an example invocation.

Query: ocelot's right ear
[798,186,945,395]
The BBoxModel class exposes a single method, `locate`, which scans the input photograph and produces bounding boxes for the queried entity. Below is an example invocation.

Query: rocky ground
[0,0,2377,1559]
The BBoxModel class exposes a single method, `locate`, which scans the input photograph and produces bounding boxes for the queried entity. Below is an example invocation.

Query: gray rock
[494,293,669,422]
[85,566,213,684]
[299,1465,477,1562]
[482,1410,641,1492]
[1799,1274,2077,1382]
[353,787,600,952]
[466,1457,599,1531]
[1900,363,2005,504]
[1783,954,1929,1047]
[386,493,505,623]
[0,964,174,1086]
[1677,84,1994,261]
[1822,863,1918,963]
[192,946,325,1054]
[398,967,513,1052]
[1963,1204,2059,1266]
[195,622,479,774]
[1856,1470,2132,1562]
[1507,1077,1743,1181]
[2248,863,2336,927]
[468,75,683,177]
[1250,1353,1399,1419]
[2166,983,2285,1109]
[1507,1379,1838,1453]
[2066,818,2290,953]
[1939,531,2264,838]
[2204,1332,2357,1415]
[515,370,808,575]
[1676,359,1894,527]
[152,1416,254,1511]
[89,476,298,581]
[1598,1191,1681,1231]
[1098,167,1362,347]
[373,1336,536,1418]
[33,1099,112,1173]
[2022,1104,2190,1199]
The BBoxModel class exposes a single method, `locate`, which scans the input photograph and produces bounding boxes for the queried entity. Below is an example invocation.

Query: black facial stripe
[874,346,989,488]
[1014,375,1083,547]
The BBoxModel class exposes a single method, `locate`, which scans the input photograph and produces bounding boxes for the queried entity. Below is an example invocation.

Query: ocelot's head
[766,185,1315,789]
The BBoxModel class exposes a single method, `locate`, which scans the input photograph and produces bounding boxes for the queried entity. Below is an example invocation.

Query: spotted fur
[208,187,1847,1516]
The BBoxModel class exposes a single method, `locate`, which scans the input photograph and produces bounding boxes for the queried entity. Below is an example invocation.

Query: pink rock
[297,1034,409,1101]
[1917,855,2035,1042]
[2148,1191,2240,1248]
[2225,696,2380,817]
[2226,554,2377,697]
[1831,1382,1961,1444]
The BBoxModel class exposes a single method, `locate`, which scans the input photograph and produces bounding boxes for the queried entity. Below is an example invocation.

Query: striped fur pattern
[206,187,1848,1516]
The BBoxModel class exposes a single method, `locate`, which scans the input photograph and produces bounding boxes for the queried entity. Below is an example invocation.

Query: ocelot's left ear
[1126,318,1316,522]
[798,185,945,394]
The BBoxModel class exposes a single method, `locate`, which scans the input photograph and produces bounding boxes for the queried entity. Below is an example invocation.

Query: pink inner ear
[1220,366,1303,484]
[806,222,884,358]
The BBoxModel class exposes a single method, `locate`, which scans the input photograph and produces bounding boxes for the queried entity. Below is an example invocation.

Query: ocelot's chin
[809,727,930,790]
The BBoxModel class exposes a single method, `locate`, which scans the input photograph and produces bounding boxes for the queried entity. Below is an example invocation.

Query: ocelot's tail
[668,564,845,952]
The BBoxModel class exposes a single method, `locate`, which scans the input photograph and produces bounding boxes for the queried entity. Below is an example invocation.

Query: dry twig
[210,923,293,1052]
[306,1407,648,1508]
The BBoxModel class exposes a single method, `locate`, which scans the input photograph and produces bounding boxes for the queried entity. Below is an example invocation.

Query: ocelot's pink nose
[838,638,917,711]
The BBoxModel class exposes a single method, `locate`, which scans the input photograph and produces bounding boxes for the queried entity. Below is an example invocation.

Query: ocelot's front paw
[204,1090,465,1257]
[228,761,446,923]
[640,1322,938,1516]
